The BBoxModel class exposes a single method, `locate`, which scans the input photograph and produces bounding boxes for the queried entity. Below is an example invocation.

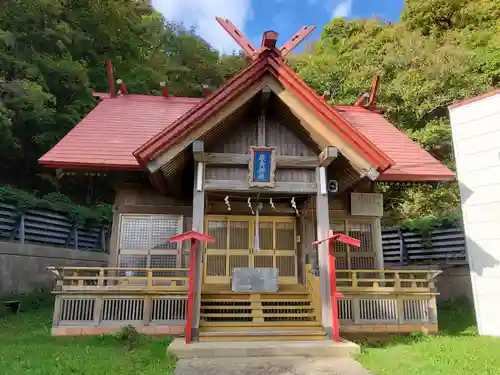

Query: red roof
[39,55,454,182]
[335,106,455,181]
[39,95,202,170]
[135,50,394,172]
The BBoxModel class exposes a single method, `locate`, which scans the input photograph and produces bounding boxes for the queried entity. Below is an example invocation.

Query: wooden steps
[199,290,324,341]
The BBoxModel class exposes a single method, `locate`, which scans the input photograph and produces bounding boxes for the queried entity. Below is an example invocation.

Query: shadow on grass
[357,297,477,350]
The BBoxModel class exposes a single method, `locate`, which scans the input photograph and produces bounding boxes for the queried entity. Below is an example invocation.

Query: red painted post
[185,238,197,344]
[169,229,215,344]
[328,241,341,342]
[313,231,360,342]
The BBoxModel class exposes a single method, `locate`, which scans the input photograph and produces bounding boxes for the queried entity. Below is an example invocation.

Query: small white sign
[350,193,383,217]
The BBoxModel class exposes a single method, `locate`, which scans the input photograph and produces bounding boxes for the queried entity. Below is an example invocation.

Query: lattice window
[330,219,376,270]
[118,215,183,270]
[207,220,227,249]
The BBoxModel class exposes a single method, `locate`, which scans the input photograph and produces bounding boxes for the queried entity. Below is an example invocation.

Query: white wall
[449,93,500,336]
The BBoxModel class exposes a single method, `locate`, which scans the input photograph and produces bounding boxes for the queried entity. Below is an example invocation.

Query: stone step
[169,339,360,359]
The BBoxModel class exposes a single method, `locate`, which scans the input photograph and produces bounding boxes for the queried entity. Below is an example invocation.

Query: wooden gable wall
[204,96,318,185]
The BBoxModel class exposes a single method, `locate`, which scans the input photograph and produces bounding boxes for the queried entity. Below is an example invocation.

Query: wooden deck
[49,266,441,338]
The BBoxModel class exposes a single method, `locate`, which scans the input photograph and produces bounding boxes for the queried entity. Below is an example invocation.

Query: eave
[133,50,395,176]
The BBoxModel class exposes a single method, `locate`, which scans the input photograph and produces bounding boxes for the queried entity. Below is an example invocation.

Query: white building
[448,89,500,336]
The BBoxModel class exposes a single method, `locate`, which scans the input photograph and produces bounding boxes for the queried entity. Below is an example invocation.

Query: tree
[290,0,499,222]
[0,0,246,201]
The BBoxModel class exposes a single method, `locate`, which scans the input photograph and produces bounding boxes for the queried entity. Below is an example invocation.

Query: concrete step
[169,339,360,359]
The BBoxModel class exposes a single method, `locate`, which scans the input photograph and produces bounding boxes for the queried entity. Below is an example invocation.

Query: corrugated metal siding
[0,203,108,251]
[382,227,467,265]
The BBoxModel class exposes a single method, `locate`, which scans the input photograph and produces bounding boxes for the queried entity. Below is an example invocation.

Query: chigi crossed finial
[215,17,316,60]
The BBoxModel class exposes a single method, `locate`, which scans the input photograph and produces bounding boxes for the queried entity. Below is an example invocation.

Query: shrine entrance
[203,215,298,285]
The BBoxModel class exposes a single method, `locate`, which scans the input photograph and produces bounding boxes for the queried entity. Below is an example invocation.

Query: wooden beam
[205,179,317,194]
[318,146,338,167]
[258,86,271,145]
[202,153,318,169]
[315,167,333,338]
[206,201,296,215]
[279,25,316,57]
[367,75,381,108]
[257,110,266,145]
[261,30,278,49]
[215,17,258,58]
[192,140,204,162]
[261,86,271,105]
[191,162,205,340]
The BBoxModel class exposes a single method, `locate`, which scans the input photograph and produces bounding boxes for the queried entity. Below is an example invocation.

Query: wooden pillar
[191,160,205,340]
[373,217,384,270]
[315,167,333,338]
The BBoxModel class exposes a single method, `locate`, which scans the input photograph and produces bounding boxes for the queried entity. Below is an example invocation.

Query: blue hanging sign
[248,147,276,188]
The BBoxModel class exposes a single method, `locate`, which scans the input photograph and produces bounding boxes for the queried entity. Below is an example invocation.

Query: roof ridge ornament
[215,16,316,60]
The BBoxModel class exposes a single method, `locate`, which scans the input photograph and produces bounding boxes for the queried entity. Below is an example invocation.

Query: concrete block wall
[0,242,108,295]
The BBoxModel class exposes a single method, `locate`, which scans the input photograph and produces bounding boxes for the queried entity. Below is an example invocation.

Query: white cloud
[152,0,253,54]
[332,0,353,19]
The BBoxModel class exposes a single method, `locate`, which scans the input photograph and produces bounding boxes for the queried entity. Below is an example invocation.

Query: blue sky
[152,0,404,53]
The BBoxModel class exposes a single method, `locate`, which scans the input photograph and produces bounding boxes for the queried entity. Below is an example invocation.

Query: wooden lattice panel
[203,216,297,284]
[359,298,398,322]
[60,298,95,322]
[118,214,184,269]
[330,219,376,270]
[101,298,144,322]
[151,297,187,322]
[403,299,430,321]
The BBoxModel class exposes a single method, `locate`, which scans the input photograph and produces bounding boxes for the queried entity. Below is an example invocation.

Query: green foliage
[116,325,140,350]
[292,1,499,224]
[0,0,247,199]
[402,209,461,237]
[0,186,112,226]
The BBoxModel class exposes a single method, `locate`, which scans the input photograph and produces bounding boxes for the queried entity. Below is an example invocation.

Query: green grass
[2,294,498,375]
[0,294,176,375]
[358,299,500,375]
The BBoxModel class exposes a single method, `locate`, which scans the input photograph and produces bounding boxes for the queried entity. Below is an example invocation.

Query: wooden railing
[51,267,189,293]
[304,264,322,324]
[335,269,441,293]
[305,266,441,334]
[336,270,440,333]
[49,267,189,336]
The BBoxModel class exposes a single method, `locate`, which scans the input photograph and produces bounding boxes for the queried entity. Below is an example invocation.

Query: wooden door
[203,215,298,285]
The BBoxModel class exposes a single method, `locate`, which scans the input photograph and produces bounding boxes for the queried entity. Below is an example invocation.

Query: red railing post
[185,238,197,344]
[328,240,341,342]
[313,231,360,342]
[169,229,215,344]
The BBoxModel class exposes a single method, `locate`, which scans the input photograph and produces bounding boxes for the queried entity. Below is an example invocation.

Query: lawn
[358,299,500,375]
[2,296,500,375]
[0,296,176,375]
